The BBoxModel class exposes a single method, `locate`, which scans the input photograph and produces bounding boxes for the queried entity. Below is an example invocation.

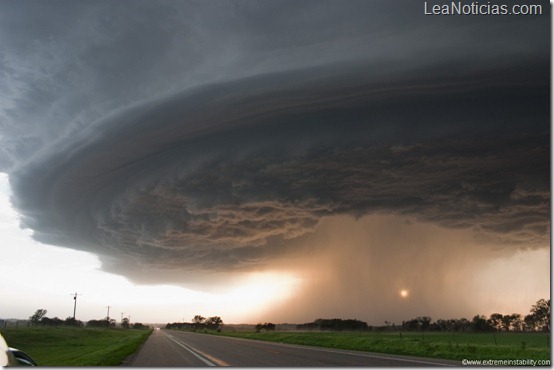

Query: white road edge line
[163,332,217,366]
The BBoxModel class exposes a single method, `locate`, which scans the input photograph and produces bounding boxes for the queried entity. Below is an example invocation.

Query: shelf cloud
[1,0,549,321]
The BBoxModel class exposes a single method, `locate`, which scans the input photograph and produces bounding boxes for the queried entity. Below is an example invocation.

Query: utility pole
[70,292,82,320]
[106,306,111,327]
[121,312,125,323]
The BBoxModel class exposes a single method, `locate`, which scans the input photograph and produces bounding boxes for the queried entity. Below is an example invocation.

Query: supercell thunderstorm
[0,1,549,319]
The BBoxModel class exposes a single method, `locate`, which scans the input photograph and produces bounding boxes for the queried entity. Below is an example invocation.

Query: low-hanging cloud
[8,61,549,282]
[1,0,549,312]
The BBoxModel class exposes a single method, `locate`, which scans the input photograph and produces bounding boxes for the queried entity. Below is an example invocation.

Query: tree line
[400,299,550,333]
[297,318,369,331]
[295,299,550,333]
[166,315,223,331]
[255,322,276,332]
[28,309,148,329]
[165,317,277,333]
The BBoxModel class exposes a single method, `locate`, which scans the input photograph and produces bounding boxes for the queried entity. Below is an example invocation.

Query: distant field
[1,327,151,366]
[215,330,551,362]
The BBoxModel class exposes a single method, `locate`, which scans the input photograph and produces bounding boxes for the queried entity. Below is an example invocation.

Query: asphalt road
[124,329,460,367]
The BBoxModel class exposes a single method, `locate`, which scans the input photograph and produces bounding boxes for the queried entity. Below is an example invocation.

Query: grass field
[215,330,551,362]
[1,326,152,366]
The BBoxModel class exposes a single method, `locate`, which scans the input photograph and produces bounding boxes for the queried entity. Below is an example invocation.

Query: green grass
[1,326,152,366]
[214,330,551,362]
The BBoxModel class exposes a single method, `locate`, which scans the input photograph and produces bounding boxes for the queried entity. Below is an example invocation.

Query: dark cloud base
[8,59,549,287]
[1,1,549,295]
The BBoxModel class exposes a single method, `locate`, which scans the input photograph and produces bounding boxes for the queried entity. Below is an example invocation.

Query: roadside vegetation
[166,299,550,362]
[215,330,550,361]
[0,326,151,366]
[166,314,223,332]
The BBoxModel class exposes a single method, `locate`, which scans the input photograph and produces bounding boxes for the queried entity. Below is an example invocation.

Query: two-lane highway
[124,329,459,367]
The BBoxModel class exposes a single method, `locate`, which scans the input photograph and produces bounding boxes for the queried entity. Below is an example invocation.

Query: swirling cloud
[1,1,549,295]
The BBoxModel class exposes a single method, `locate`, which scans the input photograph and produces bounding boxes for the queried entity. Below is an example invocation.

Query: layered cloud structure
[0,1,549,319]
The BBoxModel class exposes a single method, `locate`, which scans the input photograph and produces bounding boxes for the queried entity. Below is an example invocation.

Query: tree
[524,314,537,331]
[417,316,431,331]
[501,314,513,332]
[530,298,550,332]
[434,319,448,331]
[471,315,492,332]
[192,315,206,331]
[64,317,84,327]
[302,318,368,331]
[458,318,471,332]
[40,316,62,327]
[255,322,275,332]
[509,314,523,332]
[402,318,419,331]
[192,315,205,324]
[488,313,503,331]
[29,309,47,326]
[87,318,116,328]
[87,319,107,328]
[122,317,130,329]
[206,316,223,330]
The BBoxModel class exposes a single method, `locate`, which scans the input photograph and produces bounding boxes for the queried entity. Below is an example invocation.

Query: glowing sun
[400,289,409,298]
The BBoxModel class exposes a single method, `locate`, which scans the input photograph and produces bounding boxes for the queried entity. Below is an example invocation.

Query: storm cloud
[0,1,549,319]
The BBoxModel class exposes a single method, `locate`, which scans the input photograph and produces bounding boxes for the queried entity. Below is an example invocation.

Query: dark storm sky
[0,0,549,322]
